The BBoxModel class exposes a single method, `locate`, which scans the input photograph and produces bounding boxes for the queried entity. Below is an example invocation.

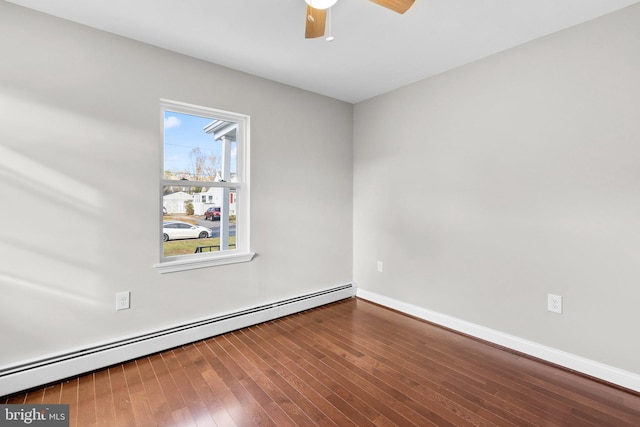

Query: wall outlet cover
[547,294,562,314]
[116,291,131,311]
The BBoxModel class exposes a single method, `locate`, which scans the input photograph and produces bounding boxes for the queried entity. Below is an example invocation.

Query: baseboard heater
[0,283,355,397]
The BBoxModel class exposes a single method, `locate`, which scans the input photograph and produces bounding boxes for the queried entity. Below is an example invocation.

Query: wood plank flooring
[3,297,640,426]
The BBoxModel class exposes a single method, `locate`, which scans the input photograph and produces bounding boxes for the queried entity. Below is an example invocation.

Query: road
[194,218,236,239]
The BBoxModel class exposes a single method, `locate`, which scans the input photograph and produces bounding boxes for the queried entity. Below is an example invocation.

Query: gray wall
[2,0,639,381]
[0,2,353,366]
[354,4,640,374]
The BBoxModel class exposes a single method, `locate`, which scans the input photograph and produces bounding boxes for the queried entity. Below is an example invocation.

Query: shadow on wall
[0,144,106,366]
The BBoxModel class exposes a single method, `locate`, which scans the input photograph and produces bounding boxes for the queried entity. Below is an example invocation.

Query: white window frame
[154,99,254,273]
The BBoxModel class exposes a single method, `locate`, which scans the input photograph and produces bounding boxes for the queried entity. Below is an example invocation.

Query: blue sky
[163,111,220,176]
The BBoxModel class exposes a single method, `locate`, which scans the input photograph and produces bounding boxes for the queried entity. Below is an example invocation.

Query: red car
[204,206,221,220]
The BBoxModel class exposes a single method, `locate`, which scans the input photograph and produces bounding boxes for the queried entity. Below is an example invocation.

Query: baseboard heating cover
[0,283,355,397]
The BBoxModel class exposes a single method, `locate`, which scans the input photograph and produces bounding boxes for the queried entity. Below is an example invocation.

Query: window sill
[153,251,255,274]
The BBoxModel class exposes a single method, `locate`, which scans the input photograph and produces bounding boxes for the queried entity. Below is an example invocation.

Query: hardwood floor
[3,297,640,426]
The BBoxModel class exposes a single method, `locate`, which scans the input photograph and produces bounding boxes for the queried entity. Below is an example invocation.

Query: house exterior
[192,187,237,216]
[162,191,193,214]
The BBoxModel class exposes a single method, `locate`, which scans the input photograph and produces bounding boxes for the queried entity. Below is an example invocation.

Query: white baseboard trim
[0,283,355,397]
[356,288,640,393]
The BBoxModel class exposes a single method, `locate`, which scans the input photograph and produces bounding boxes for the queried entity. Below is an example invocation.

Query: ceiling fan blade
[305,5,326,38]
[368,0,415,14]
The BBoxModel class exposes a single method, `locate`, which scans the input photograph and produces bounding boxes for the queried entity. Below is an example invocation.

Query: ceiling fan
[304,0,415,39]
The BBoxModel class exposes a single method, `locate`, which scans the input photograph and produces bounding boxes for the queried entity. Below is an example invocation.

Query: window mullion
[162,180,238,188]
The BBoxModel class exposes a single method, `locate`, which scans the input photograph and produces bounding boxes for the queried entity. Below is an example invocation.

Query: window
[154,100,253,273]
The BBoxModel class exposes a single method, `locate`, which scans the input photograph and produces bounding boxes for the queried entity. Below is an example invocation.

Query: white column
[220,136,231,250]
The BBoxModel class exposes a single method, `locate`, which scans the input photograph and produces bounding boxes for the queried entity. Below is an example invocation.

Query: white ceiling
[6,0,639,103]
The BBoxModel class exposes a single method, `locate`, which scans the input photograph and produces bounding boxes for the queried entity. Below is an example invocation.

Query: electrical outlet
[377,261,383,273]
[547,294,562,314]
[116,291,131,311]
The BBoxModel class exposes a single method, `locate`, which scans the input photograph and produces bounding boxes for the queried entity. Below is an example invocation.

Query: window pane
[164,111,238,182]
[162,185,238,257]
[157,100,250,271]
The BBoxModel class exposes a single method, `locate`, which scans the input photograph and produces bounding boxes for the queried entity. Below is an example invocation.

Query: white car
[163,221,212,242]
